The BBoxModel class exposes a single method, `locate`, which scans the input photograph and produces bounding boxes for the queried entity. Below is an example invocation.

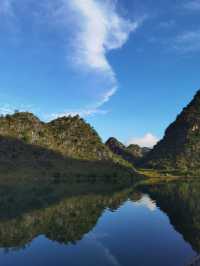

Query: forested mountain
[0,112,136,182]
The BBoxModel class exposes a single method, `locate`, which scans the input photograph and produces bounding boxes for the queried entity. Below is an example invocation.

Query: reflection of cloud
[104,247,121,266]
[88,233,121,266]
[135,195,157,211]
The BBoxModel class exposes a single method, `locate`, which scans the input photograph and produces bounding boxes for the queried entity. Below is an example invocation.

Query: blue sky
[0,0,200,147]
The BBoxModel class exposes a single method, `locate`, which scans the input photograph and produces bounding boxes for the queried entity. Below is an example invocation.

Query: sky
[0,0,200,147]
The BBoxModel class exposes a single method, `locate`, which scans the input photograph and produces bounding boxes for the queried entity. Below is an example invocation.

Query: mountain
[106,137,150,165]
[0,112,109,161]
[0,112,136,182]
[141,89,200,175]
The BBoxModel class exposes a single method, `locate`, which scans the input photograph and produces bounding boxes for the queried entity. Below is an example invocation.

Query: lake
[0,180,199,266]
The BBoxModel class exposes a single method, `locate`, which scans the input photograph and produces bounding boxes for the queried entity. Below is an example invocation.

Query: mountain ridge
[106,137,151,165]
[141,89,200,175]
[0,112,137,182]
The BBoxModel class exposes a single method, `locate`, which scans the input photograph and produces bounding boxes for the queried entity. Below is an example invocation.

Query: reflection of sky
[0,197,196,266]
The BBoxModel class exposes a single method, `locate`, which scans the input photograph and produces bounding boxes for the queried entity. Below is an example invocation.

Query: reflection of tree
[0,186,141,250]
[141,180,200,253]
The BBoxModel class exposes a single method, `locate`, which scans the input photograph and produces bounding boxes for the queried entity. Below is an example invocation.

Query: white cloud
[173,30,200,53]
[127,133,159,148]
[183,0,200,10]
[0,0,143,119]
[49,86,117,120]
[56,0,141,118]
[68,0,138,74]
[50,107,108,120]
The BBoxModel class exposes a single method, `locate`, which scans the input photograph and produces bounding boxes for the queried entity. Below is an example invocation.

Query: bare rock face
[141,90,200,174]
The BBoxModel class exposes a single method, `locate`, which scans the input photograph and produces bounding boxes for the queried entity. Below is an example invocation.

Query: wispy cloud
[51,0,142,118]
[183,0,200,11]
[50,108,108,120]
[127,133,159,148]
[49,86,117,120]
[0,0,143,119]
[68,0,138,74]
[173,30,200,53]
[87,232,121,266]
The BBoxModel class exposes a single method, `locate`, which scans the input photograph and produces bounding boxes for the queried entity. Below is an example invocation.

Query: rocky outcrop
[106,137,150,165]
[141,90,200,174]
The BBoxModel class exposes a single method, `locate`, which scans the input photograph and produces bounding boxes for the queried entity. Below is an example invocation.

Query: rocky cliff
[142,90,200,175]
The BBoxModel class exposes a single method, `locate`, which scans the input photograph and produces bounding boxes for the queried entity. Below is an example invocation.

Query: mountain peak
[5,112,41,122]
[106,137,150,165]
[141,89,200,174]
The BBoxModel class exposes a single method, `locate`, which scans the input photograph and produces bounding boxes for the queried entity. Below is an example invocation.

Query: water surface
[0,181,198,266]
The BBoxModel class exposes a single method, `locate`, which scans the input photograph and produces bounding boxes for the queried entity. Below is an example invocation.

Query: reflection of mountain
[0,186,141,250]
[141,180,200,253]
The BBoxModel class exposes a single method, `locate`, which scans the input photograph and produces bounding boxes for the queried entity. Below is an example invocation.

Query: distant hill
[106,137,151,165]
[0,112,137,182]
[141,90,200,175]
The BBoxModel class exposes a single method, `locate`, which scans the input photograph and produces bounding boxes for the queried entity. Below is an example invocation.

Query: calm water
[0,181,199,266]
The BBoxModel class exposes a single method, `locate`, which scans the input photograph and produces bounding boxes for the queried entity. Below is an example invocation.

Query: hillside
[141,90,200,175]
[0,112,109,160]
[106,137,150,165]
[0,112,136,182]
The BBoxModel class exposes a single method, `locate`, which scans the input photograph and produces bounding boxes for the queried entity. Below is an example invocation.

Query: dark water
[0,181,199,266]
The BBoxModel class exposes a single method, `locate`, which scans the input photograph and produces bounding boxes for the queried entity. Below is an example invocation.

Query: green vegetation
[106,137,150,165]
[0,112,140,183]
[0,184,141,249]
[140,89,200,176]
